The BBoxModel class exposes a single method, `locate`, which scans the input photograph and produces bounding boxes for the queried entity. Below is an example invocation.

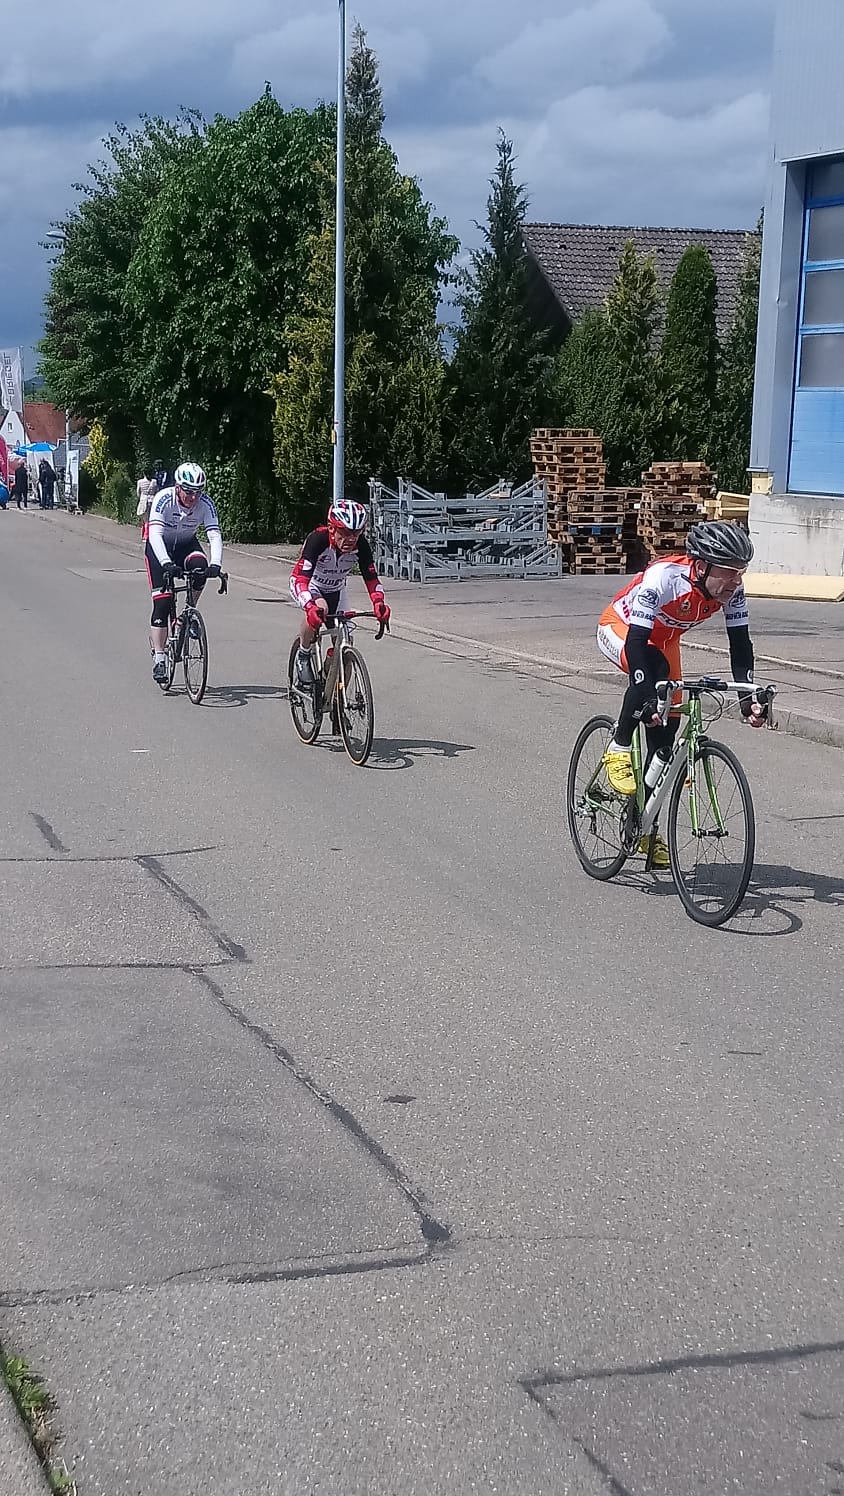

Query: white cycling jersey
[148,487,223,568]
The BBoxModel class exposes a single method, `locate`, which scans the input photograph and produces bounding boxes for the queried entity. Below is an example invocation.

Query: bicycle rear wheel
[287,639,322,744]
[566,715,630,879]
[337,646,374,765]
[182,608,208,704]
[666,738,755,926]
[158,638,177,693]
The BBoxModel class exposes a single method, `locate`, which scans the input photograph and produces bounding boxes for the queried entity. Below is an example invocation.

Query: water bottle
[644,746,670,790]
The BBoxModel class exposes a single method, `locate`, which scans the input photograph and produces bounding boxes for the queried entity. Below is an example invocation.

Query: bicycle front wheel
[287,639,322,745]
[566,715,630,880]
[337,646,374,766]
[667,738,755,926]
[183,608,208,704]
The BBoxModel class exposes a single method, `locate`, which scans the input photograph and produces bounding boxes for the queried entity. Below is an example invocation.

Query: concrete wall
[750,491,844,576]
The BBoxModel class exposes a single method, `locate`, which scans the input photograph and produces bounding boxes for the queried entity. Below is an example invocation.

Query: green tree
[553,308,622,469]
[444,132,553,490]
[553,242,661,483]
[272,26,456,533]
[126,90,334,495]
[603,240,662,482]
[711,216,762,492]
[39,113,205,467]
[658,243,719,460]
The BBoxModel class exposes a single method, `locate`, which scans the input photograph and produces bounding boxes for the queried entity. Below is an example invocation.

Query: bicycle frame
[582,678,777,841]
[316,616,356,708]
[166,569,228,659]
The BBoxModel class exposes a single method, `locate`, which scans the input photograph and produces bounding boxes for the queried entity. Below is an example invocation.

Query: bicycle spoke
[182,610,208,704]
[288,639,322,744]
[338,648,374,765]
[668,740,755,925]
[566,716,629,880]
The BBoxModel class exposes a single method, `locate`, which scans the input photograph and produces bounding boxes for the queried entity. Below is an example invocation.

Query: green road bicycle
[566,677,778,927]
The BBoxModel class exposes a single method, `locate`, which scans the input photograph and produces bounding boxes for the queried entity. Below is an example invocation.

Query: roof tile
[521,222,752,338]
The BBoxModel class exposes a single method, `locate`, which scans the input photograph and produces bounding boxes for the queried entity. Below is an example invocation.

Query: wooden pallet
[571,554,625,575]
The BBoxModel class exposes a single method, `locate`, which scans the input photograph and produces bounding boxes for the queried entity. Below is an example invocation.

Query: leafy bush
[204,454,285,542]
[101,462,135,523]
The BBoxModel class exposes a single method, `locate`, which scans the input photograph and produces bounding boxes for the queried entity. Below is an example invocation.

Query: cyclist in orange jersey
[596,521,766,866]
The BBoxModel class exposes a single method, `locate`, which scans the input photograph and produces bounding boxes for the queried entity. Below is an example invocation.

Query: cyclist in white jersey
[145,462,223,682]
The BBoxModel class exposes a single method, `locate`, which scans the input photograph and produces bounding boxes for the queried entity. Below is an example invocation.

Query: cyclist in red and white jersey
[596,521,765,865]
[290,498,390,684]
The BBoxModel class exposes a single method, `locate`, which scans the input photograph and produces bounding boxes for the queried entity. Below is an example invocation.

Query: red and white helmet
[327,497,367,534]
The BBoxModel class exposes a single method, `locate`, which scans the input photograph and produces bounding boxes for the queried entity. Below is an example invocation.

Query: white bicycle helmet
[328,497,368,533]
[175,462,206,491]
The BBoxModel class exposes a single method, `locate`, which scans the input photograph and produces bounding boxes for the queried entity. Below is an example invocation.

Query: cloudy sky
[1,0,776,371]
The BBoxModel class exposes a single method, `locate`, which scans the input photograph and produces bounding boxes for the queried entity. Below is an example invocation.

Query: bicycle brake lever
[375,618,390,640]
[218,573,228,595]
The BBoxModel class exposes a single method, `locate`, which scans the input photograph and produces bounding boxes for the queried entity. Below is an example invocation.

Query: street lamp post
[332,0,346,502]
[44,230,74,509]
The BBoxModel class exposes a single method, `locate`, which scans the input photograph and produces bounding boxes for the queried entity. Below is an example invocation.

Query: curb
[0,1379,49,1495]
[36,510,844,752]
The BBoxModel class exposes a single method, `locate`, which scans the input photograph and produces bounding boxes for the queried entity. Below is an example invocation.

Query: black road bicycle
[157,567,228,705]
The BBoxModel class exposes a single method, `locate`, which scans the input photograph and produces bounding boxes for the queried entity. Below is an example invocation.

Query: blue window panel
[789,389,844,494]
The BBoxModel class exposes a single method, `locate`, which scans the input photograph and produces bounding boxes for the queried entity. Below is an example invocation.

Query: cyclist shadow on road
[318,738,476,770]
[727,863,844,937]
[202,684,287,709]
[616,862,844,937]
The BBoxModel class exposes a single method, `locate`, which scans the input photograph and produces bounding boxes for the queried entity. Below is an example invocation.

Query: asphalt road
[1,510,843,1495]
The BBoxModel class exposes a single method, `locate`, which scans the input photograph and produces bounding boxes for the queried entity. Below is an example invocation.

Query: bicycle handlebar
[317,610,390,641]
[648,678,778,728]
[655,679,778,702]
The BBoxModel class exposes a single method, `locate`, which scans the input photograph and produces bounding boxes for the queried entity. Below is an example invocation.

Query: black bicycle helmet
[685,520,754,567]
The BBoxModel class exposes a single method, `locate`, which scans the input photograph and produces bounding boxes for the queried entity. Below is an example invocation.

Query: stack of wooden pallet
[530,429,606,552]
[638,461,712,557]
[702,490,750,525]
[566,488,629,574]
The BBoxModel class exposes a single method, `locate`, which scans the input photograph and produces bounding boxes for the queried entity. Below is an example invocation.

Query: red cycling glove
[373,597,390,624]
[304,600,324,632]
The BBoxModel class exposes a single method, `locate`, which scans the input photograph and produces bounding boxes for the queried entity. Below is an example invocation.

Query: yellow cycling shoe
[602,748,637,796]
[638,833,670,869]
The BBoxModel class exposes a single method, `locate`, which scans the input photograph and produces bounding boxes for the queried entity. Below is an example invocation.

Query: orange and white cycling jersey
[600,554,749,650]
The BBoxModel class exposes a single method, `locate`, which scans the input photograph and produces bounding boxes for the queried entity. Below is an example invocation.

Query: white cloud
[0,0,278,96]
[475,0,670,98]
[0,0,776,352]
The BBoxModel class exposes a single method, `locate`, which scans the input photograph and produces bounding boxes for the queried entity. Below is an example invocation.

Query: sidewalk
[30,507,844,750]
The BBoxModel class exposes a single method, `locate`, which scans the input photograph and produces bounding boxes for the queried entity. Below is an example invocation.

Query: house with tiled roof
[23,402,68,446]
[520,223,752,343]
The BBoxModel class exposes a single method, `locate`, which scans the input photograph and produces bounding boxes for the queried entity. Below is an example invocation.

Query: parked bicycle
[566,677,778,926]
[157,567,228,705]
[287,610,387,766]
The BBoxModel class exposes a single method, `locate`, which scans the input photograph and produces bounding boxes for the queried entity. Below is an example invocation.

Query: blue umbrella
[14,442,54,454]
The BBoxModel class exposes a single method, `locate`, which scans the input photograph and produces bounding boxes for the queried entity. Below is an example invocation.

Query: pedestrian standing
[12,465,28,509]
[38,458,56,510]
[136,469,158,537]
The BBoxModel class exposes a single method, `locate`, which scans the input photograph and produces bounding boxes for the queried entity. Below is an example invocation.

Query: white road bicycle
[287,610,389,767]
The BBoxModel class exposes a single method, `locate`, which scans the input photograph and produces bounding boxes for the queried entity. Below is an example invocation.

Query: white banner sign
[0,348,23,414]
[67,448,79,495]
